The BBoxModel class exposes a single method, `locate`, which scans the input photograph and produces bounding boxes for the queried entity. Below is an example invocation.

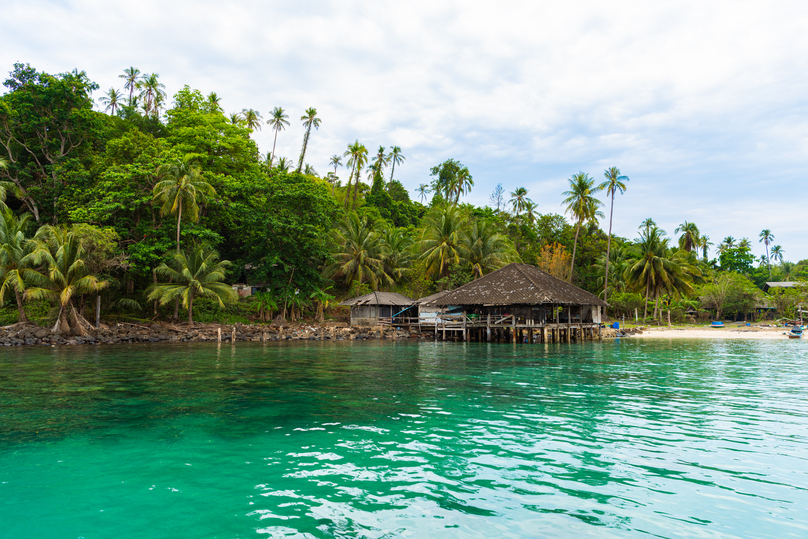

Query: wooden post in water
[95,295,101,329]
[486,314,491,342]
[217,328,222,342]
[232,327,236,343]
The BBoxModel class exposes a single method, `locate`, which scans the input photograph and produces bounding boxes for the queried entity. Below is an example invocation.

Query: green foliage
[719,244,755,274]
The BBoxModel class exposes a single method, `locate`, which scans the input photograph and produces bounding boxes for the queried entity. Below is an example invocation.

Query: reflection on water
[1,339,808,538]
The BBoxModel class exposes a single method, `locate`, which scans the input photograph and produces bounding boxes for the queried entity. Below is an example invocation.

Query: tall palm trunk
[174,201,182,321]
[603,192,615,301]
[643,279,650,321]
[270,128,280,169]
[14,288,28,323]
[297,126,312,173]
[351,168,362,209]
[568,221,581,282]
[188,289,194,324]
[390,161,396,182]
[343,163,356,210]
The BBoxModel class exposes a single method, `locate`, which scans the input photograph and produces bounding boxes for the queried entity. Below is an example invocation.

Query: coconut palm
[562,172,603,282]
[597,167,629,302]
[372,146,390,179]
[303,164,318,176]
[770,245,784,264]
[0,210,35,322]
[718,236,736,253]
[623,226,698,320]
[416,184,431,204]
[23,227,108,334]
[329,155,342,176]
[343,141,368,210]
[275,157,291,173]
[459,220,520,279]
[147,244,236,325]
[698,235,713,260]
[206,92,222,112]
[266,107,290,168]
[229,112,243,125]
[759,229,775,277]
[449,167,474,203]
[738,237,751,250]
[509,187,530,216]
[296,107,321,173]
[309,285,336,323]
[388,146,405,182]
[674,221,700,252]
[138,73,166,117]
[523,200,538,225]
[323,213,390,290]
[418,205,467,280]
[99,88,121,115]
[379,227,413,287]
[0,160,15,213]
[119,66,141,106]
[240,108,263,132]
[153,157,216,253]
[640,218,656,232]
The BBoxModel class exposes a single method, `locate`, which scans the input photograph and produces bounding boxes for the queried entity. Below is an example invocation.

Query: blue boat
[785,326,803,339]
[710,321,724,328]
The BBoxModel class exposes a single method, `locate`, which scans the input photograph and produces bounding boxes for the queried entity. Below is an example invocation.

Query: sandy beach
[632,326,797,340]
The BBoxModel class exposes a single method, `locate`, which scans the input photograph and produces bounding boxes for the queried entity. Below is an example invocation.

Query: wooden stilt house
[340,292,415,326]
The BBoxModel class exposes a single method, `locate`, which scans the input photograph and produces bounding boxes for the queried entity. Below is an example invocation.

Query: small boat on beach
[710,321,724,328]
[784,326,803,339]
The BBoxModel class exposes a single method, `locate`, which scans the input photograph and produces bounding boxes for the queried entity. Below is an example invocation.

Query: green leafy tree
[296,107,321,173]
[147,244,236,324]
[430,159,473,203]
[459,219,520,279]
[343,141,368,210]
[324,213,390,290]
[598,167,628,302]
[309,285,336,322]
[562,172,603,282]
[418,204,467,280]
[718,244,755,274]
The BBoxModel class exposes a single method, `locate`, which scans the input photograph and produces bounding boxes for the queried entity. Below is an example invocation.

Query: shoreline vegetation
[1,63,807,339]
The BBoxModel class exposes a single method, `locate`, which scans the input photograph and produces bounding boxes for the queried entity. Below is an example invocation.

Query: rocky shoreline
[0,321,429,347]
[0,321,639,347]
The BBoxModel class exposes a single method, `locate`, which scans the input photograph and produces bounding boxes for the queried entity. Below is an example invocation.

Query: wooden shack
[340,292,415,326]
[430,263,608,343]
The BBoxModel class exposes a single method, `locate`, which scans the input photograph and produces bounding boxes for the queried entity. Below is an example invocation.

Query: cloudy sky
[3,0,807,260]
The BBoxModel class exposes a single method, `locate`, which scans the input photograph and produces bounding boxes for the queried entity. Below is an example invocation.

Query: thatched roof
[339,291,414,306]
[433,263,609,307]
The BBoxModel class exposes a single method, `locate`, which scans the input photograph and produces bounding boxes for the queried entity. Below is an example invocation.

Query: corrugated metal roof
[433,263,609,307]
[413,290,451,306]
[339,291,414,306]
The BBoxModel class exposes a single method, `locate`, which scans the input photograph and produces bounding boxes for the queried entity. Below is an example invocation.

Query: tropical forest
[1,63,806,332]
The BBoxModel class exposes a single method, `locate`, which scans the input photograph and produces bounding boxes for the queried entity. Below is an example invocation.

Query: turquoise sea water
[1,339,807,538]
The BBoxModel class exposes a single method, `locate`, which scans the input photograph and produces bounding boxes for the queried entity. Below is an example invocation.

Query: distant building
[339,292,415,326]
[762,282,802,292]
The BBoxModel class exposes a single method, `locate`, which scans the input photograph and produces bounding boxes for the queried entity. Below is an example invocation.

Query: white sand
[632,326,796,340]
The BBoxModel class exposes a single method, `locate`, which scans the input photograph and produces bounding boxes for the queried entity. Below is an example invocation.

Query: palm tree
[640,218,657,232]
[267,107,290,168]
[343,141,368,210]
[0,210,34,322]
[119,66,141,106]
[523,200,538,225]
[147,244,236,325]
[562,172,603,282]
[449,167,474,203]
[770,245,784,264]
[0,159,15,213]
[240,108,263,132]
[323,213,390,290]
[138,73,166,117]
[509,187,530,216]
[206,92,222,112]
[99,88,121,115]
[718,236,736,253]
[623,226,698,320]
[379,227,413,288]
[416,184,431,204]
[296,108,321,173]
[674,221,700,252]
[303,164,318,176]
[597,167,629,302]
[372,146,390,179]
[275,157,291,173]
[329,154,342,176]
[309,285,336,323]
[388,146,405,182]
[759,229,774,277]
[229,112,243,125]
[459,220,520,279]
[153,157,216,253]
[738,237,751,250]
[699,235,713,260]
[418,205,467,280]
[24,227,108,334]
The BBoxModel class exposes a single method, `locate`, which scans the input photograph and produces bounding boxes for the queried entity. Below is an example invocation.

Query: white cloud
[2,0,808,259]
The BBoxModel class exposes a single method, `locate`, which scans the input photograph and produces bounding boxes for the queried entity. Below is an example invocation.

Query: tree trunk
[643,280,650,321]
[174,203,181,321]
[14,288,28,323]
[343,163,356,210]
[568,221,581,282]
[604,192,615,302]
[297,127,311,173]
[188,290,194,325]
[667,308,671,328]
[270,128,279,169]
[653,295,659,320]
[390,161,396,182]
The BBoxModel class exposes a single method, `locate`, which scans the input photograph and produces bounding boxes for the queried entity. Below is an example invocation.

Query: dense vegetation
[1,63,806,331]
